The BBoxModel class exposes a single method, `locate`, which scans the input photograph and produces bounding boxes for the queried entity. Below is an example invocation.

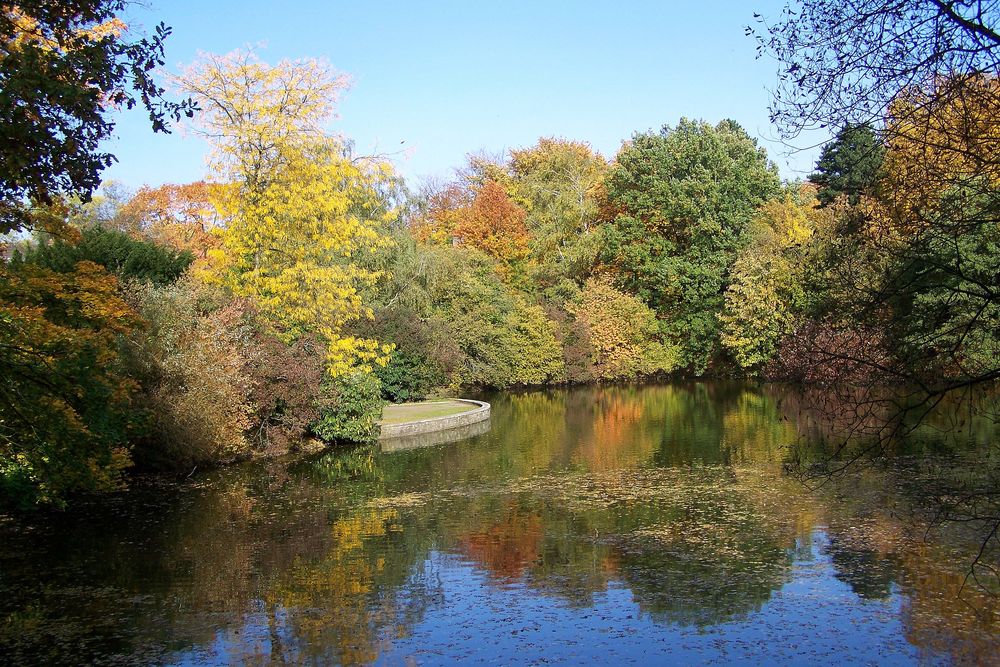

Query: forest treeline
[2,2,999,507]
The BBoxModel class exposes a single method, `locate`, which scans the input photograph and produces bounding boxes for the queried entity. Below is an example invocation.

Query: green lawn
[380,400,477,425]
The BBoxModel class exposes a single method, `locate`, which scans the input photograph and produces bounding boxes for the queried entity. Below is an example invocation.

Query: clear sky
[102,0,824,191]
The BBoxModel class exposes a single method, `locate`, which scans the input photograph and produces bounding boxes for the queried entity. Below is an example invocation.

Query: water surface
[1,383,998,665]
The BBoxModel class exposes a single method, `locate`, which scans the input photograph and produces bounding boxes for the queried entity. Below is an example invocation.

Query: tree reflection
[1,382,998,664]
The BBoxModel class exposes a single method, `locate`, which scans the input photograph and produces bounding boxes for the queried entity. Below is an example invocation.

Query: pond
[1,383,998,665]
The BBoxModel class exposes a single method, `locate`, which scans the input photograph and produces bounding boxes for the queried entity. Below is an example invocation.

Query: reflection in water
[0,383,997,665]
[380,417,492,452]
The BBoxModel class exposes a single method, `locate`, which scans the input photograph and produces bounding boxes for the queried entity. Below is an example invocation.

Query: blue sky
[103,0,824,191]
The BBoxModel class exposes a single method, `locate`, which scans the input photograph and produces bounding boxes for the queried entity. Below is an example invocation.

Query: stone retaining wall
[380,417,492,452]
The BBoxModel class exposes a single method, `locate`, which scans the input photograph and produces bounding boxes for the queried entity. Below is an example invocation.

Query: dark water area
[1,383,998,665]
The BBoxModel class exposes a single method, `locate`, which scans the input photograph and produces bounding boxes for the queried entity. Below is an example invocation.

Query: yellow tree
[872,75,1000,238]
[720,185,831,370]
[175,51,395,374]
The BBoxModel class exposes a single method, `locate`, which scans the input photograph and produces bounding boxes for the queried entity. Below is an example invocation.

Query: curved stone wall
[378,399,491,442]
[380,417,492,452]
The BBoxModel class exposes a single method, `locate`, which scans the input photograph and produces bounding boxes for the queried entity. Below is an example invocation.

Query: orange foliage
[453,180,531,264]
[411,182,470,245]
[0,260,141,501]
[457,506,544,582]
[119,181,223,257]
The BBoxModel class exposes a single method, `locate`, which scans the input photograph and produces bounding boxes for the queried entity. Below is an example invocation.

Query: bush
[246,331,326,453]
[127,278,337,468]
[313,372,385,444]
[375,348,444,402]
[125,279,255,469]
[16,225,193,285]
[765,319,891,385]
[569,277,681,381]
[354,302,457,401]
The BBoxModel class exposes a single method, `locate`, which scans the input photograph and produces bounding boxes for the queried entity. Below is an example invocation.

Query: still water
[1,383,998,665]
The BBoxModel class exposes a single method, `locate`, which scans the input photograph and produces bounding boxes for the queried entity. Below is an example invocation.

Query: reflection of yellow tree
[821,476,1000,665]
[720,390,800,465]
[499,391,571,472]
[267,507,406,665]
[898,536,1000,665]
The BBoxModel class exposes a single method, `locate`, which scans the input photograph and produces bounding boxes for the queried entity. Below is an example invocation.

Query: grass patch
[380,400,477,425]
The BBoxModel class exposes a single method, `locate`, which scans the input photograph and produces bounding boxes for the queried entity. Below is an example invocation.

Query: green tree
[366,236,563,389]
[16,224,193,285]
[880,183,1000,382]
[601,118,781,373]
[809,124,884,206]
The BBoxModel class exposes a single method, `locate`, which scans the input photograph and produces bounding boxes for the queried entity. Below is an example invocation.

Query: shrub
[313,372,385,444]
[765,319,891,385]
[246,331,326,453]
[354,303,457,401]
[125,279,255,469]
[375,348,444,402]
[127,278,339,467]
[569,277,681,381]
[16,225,193,285]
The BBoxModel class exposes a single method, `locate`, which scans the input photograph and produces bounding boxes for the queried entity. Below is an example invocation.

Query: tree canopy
[601,118,781,373]
[0,1,194,233]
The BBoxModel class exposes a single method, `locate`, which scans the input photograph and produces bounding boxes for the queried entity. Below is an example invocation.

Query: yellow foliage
[175,49,349,185]
[569,276,680,380]
[719,185,832,369]
[873,74,1000,238]
[176,51,395,375]
[753,186,816,249]
[4,6,125,53]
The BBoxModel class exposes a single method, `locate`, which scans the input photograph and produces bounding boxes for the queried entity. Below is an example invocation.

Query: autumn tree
[453,180,531,275]
[756,4,1000,392]
[569,277,680,381]
[0,259,140,505]
[854,77,1000,385]
[720,185,833,369]
[508,138,608,288]
[409,179,470,245]
[752,0,1000,138]
[118,181,223,257]
[175,51,396,375]
[755,0,1000,573]
[601,118,781,373]
[0,1,194,233]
